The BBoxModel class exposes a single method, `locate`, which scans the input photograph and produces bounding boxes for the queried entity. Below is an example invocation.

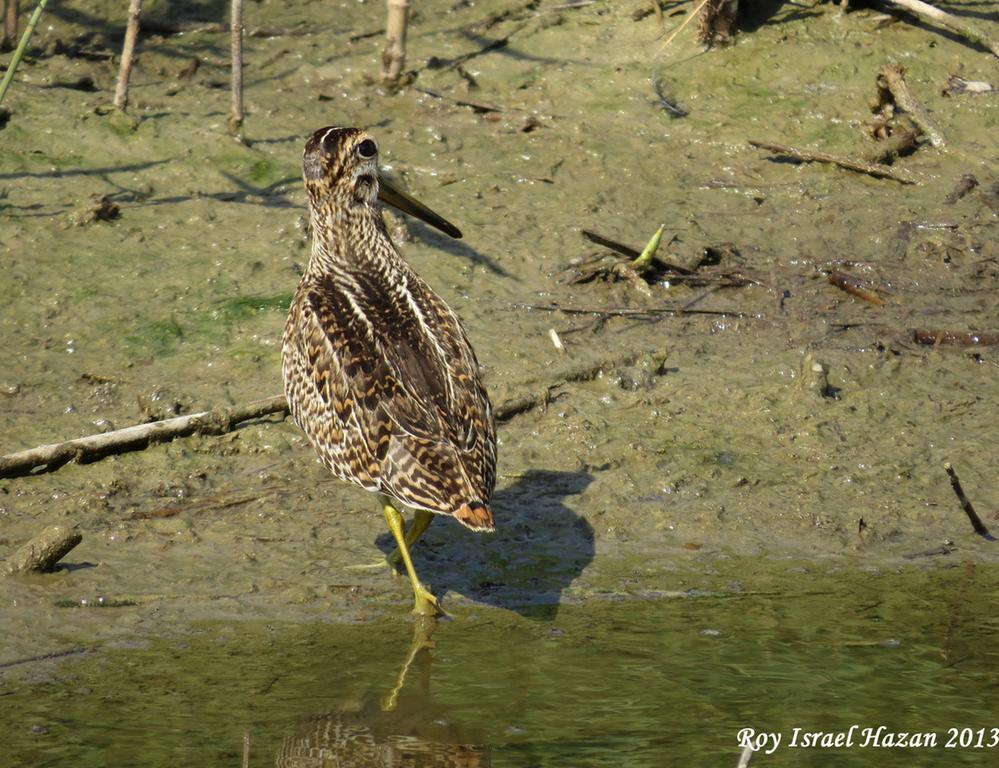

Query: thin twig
[881,0,999,58]
[877,64,945,148]
[657,0,712,52]
[910,329,999,346]
[113,0,143,111]
[0,0,48,106]
[414,86,505,114]
[748,138,916,184]
[0,395,289,478]
[494,349,655,421]
[944,462,994,541]
[902,544,957,559]
[424,27,521,72]
[228,0,244,136]
[826,269,884,305]
[0,646,90,670]
[550,0,596,9]
[518,302,744,318]
[127,484,288,520]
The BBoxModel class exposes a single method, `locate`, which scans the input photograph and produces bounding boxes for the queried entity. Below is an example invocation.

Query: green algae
[125,318,185,356]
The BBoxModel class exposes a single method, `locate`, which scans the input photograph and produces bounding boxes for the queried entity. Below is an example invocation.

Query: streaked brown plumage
[282,126,496,615]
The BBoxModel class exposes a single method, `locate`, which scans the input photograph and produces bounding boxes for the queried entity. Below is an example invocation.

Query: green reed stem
[0,0,49,106]
[630,224,665,274]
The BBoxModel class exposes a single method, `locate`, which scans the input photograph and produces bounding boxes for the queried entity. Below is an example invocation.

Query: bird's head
[303,125,462,239]
[303,126,380,208]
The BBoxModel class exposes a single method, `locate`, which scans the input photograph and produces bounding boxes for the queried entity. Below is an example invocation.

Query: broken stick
[494,349,656,420]
[0,395,288,478]
[2,348,666,477]
[748,139,916,184]
[876,64,945,149]
[944,462,993,541]
[5,525,82,574]
[910,329,999,347]
[826,269,884,305]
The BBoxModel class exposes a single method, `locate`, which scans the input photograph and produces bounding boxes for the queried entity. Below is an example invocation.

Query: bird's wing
[297,272,494,507]
[411,287,497,500]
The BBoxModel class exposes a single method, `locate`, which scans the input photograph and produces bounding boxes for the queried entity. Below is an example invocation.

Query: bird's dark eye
[356,139,377,159]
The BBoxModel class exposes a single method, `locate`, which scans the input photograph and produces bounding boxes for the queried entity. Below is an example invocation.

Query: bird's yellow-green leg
[347,508,434,571]
[387,509,433,566]
[381,497,446,617]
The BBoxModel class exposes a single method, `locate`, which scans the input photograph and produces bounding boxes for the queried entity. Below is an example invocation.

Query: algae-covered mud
[1,0,997,762]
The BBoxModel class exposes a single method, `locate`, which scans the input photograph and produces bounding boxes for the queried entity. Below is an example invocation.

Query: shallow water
[5,566,999,767]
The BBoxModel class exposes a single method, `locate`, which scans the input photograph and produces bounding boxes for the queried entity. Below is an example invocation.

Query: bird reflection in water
[276,619,489,767]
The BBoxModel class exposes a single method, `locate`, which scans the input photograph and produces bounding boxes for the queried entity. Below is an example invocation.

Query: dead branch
[881,0,999,59]
[2,349,677,476]
[113,0,143,111]
[876,64,945,148]
[748,138,916,184]
[5,525,82,574]
[0,395,288,478]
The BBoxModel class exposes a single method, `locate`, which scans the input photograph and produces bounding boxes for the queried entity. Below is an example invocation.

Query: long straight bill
[378,177,462,240]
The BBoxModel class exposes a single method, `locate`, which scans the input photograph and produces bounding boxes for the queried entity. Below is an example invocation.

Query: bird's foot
[412,583,448,618]
[346,549,403,571]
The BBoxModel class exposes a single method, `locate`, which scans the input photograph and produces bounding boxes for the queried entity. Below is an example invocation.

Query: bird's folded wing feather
[298,273,494,502]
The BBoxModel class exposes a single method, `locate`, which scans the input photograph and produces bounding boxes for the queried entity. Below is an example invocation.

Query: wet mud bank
[1,0,997,667]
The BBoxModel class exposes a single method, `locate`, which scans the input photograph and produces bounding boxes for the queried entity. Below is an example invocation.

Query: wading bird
[282,126,496,616]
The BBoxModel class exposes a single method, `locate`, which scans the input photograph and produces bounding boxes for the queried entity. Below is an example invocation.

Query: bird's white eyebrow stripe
[319,126,342,147]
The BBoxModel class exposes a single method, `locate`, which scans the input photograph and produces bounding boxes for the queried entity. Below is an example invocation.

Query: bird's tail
[454,501,495,532]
